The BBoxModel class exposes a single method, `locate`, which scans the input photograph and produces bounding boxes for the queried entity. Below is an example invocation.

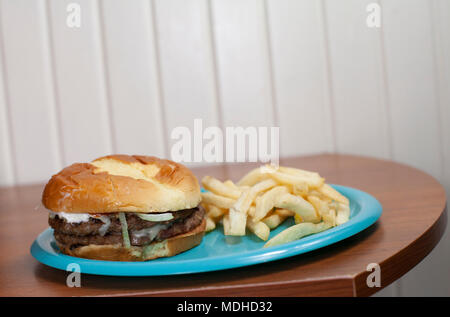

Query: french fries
[201,165,350,246]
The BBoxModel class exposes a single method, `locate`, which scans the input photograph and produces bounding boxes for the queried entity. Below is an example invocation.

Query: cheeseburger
[42,155,205,261]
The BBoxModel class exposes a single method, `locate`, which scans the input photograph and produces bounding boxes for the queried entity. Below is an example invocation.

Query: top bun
[42,155,201,213]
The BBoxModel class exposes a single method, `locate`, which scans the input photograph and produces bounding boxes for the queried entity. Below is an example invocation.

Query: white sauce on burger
[49,211,90,223]
[49,212,112,236]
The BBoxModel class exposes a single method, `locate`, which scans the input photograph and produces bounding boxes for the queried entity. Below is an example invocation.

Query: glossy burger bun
[56,219,206,261]
[42,154,201,213]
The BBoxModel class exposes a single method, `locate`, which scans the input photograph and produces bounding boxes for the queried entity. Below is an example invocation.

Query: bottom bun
[56,219,206,261]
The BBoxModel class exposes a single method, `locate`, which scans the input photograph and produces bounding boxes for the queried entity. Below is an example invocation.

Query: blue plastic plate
[30,185,382,276]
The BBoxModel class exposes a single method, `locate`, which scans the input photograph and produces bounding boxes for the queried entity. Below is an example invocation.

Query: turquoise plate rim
[30,185,382,276]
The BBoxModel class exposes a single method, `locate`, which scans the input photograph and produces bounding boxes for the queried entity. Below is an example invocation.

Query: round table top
[0,154,447,296]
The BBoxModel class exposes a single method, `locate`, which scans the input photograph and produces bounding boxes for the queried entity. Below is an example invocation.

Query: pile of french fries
[201,165,350,248]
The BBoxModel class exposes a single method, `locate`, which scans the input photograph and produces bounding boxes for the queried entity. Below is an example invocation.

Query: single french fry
[294,214,303,224]
[264,222,332,248]
[318,184,349,205]
[336,203,350,225]
[293,183,309,197]
[201,192,236,209]
[222,214,231,235]
[202,176,242,199]
[207,204,227,219]
[227,207,247,236]
[307,195,330,218]
[262,212,288,229]
[275,208,295,217]
[328,200,339,210]
[231,187,252,214]
[277,166,321,179]
[200,202,210,212]
[247,217,270,241]
[254,186,289,221]
[205,216,216,232]
[275,193,320,223]
[248,206,257,218]
[249,178,278,196]
[226,187,251,235]
[224,180,240,190]
[308,189,323,198]
[320,207,336,227]
[262,164,324,188]
[237,167,268,186]
[267,170,324,189]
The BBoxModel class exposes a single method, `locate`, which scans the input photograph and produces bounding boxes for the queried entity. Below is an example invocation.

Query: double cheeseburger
[42,155,205,261]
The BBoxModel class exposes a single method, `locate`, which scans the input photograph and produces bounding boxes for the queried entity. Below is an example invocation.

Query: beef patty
[50,206,205,249]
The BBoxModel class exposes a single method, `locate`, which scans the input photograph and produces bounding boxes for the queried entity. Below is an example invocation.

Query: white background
[0,0,448,296]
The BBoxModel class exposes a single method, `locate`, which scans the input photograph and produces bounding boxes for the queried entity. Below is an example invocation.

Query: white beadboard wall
[0,0,448,296]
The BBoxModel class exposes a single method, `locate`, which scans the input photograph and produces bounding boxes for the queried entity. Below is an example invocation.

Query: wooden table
[0,154,447,297]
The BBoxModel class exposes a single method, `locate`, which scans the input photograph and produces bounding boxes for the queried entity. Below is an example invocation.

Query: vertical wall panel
[433,0,450,196]
[266,0,333,157]
[153,0,220,164]
[401,0,450,297]
[211,0,275,128]
[325,1,395,295]
[100,0,166,157]
[0,44,14,186]
[381,0,442,179]
[433,0,450,297]
[324,0,390,159]
[0,0,62,184]
[381,0,445,296]
[47,0,113,165]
